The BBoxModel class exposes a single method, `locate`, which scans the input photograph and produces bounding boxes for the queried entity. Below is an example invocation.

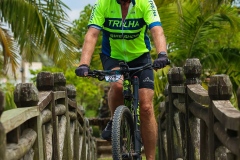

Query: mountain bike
[87,61,167,160]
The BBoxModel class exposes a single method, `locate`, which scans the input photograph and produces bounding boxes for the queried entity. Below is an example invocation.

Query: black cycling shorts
[100,53,154,90]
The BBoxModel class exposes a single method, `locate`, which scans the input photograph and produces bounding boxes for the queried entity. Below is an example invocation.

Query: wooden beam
[0,107,39,133]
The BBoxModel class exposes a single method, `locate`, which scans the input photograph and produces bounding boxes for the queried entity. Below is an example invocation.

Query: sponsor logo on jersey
[104,18,145,30]
[108,32,141,40]
[148,0,157,16]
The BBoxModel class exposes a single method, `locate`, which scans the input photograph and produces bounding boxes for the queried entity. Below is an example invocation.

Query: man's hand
[153,53,169,69]
[75,64,89,77]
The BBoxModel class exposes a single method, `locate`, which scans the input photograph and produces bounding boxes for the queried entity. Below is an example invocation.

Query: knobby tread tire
[112,105,134,160]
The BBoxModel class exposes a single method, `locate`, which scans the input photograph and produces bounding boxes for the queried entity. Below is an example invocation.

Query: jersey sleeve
[88,0,106,30]
[143,0,162,29]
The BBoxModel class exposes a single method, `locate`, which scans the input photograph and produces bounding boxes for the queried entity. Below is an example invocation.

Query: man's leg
[101,81,124,140]
[108,82,124,116]
[139,88,157,160]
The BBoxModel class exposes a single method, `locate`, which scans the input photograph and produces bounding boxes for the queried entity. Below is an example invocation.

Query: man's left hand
[153,53,169,69]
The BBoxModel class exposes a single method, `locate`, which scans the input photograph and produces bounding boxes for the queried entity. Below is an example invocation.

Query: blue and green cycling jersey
[88,0,162,62]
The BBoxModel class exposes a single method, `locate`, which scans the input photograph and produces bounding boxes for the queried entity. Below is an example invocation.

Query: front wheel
[112,105,135,160]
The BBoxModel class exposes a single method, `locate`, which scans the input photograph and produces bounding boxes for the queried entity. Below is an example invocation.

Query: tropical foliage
[71,4,103,69]
[154,0,240,108]
[0,0,78,77]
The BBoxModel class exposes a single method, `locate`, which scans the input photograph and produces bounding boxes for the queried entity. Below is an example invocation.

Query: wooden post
[53,72,66,91]
[14,83,39,108]
[158,101,167,160]
[66,84,77,101]
[183,58,202,160]
[12,83,39,144]
[37,71,57,159]
[208,74,232,160]
[13,83,43,160]
[237,87,240,110]
[0,91,4,116]
[66,84,78,159]
[238,87,240,160]
[52,72,67,160]
[167,66,185,159]
[81,118,87,160]
[37,71,54,91]
[0,91,6,160]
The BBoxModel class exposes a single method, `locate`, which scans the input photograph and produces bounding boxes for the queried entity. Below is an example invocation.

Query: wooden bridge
[0,58,239,160]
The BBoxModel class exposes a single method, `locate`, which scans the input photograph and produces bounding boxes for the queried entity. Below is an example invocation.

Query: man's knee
[109,82,123,94]
[140,104,154,117]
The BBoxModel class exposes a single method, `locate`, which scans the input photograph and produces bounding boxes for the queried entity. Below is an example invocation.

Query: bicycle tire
[112,105,135,160]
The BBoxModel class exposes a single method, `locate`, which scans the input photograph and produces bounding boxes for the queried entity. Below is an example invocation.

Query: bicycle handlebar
[87,60,170,81]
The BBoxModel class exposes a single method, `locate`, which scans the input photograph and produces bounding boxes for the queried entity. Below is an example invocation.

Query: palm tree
[0,0,78,78]
[153,0,240,108]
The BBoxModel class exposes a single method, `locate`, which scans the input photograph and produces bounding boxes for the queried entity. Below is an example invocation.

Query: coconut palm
[153,0,240,108]
[0,0,78,77]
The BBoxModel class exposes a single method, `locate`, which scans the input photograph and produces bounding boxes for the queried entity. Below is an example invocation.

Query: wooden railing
[1,59,240,160]
[158,58,240,160]
[0,72,96,160]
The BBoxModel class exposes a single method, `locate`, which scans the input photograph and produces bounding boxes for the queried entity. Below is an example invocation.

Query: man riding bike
[75,0,169,159]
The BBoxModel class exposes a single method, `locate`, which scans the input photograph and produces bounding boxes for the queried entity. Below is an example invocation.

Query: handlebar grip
[152,59,171,69]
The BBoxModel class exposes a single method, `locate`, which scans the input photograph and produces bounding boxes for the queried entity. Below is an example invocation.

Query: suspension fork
[132,76,141,156]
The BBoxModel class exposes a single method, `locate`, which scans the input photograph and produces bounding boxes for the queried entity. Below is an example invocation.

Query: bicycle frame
[122,71,142,158]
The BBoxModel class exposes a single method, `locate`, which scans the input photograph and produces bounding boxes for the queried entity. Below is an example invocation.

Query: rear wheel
[112,105,135,160]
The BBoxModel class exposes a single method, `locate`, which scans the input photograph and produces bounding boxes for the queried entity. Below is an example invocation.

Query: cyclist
[75,0,169,159]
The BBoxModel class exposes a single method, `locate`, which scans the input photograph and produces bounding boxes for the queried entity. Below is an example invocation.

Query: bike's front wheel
[112,105,136,160]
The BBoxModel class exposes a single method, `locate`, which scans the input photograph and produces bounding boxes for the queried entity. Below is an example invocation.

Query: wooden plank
[62,96,72,160]
[171,86,185,94]
[5,128,37,160]
[0,91,4,116]
[59,115,67,160]
[53,91,65,100]
[167,86,174,159]
[189,102,209,125]
[214,122,239,155]
[0,122,6,160]
[45,123,53,159]
[173,99,186,113]
[55,104,66,116]
[187,84,210,105]
[68,98,77,109]
[33,116,44,160]
[38,91,52,111]
[0,107,39,133]
[208,102,215,160]
[51,92,59,160]
[41,109,52,124]
[237,87,240,109]
[74,121,80,160]
[200,119,208,160]
[212,100,240,131]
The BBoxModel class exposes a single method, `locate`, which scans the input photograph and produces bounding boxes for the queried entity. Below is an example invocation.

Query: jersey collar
[117,0,136,6]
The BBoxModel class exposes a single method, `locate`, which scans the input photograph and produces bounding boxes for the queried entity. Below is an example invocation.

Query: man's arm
[150,26,167,54]
[79,27,101,66]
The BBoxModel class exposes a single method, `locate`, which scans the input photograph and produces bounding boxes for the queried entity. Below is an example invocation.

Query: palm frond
[0,24,19,77]
[0,0,78,75]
